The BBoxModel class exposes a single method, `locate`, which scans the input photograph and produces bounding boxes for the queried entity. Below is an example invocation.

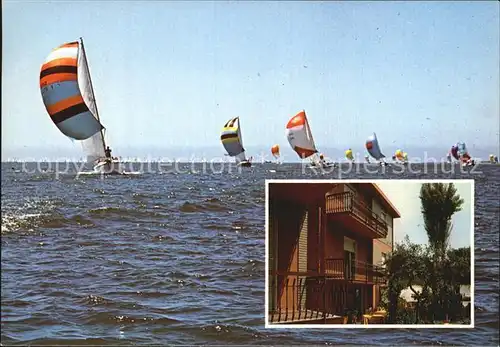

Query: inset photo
[265,179,474,328]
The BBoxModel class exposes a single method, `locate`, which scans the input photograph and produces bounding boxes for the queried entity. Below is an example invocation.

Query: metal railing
[325,258,387,284]
[268,274,336,324]
[325,192,388,238]
[268,268,388,324]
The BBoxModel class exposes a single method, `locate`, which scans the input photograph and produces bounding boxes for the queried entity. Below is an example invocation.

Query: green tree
[385,240,470,323]
[446,247,471,285]
[385,236,431,323]
[419,182,465,322]
[419,183,464,259]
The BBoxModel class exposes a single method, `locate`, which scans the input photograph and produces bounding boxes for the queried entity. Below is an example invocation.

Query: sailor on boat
[105,146,112,158]
[238,156,253,167]
[318,154,328,167]
[101,146,112,163]
[316,154,334,168]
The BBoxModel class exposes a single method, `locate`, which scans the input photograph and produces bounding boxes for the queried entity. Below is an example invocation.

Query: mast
[80,37,107,155]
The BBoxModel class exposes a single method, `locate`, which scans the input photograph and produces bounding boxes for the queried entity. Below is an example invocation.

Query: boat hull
[308,162,336,169]
[93,160,125,175]
[238,161,252,167]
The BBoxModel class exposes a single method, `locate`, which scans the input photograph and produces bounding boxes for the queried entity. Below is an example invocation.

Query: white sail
[77,40,106,162]
[365,133,386,161]
[81,131,106,163]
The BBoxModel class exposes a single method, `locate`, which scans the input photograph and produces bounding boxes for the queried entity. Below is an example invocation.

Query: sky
[377,181,473,249]
[2,1,499,160]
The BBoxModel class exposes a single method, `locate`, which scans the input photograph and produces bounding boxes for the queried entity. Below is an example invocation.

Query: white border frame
[264,179,475,329]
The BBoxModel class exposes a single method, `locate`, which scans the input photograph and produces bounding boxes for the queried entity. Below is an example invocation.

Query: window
[381,252,386,268]
[380,211,387,223]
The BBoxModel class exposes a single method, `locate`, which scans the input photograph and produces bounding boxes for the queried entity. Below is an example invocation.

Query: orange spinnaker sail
[271,144,280,158]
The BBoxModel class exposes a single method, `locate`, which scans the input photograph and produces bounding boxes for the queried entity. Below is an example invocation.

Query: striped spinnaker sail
[221,117,247,162]
[365,133,386,161]
[285,110,318,159]
[40,41,104,142]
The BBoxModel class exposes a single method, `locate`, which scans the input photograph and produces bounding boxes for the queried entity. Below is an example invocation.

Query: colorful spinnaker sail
[285,110,318,159]
[221,117,247,163]
[345,148,354,161]
[365,133,386,161]
[393,149,407,162]
[40,40,104,142]
[271,144,280,158]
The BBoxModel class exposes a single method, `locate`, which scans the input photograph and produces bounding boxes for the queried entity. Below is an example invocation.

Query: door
[344,237,356,280]
[344,250,356,280]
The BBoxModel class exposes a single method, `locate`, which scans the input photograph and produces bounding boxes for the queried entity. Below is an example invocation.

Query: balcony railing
[268,271,387,324]
[325,258,387,284]
[325,192,388,238]
[268,275,328,324]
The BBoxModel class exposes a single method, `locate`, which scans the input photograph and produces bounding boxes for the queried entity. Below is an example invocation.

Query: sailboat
[365,133,389,166]
[39,38,124,175]
[456,142,475,167]
[285,110,334,168]
[345,148,354,162]
[270,144,281,163]
[393,149,408,164]
[220,117,252,167]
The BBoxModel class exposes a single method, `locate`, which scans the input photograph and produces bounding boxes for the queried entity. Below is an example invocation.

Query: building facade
[268,182,400,324]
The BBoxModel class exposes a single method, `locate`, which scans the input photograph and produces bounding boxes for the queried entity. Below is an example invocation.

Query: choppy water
[2,162,499,345]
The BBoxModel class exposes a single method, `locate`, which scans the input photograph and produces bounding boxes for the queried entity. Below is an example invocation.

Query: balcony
[325,192,388,239]
[268,273,345,324]
[268,269,387,324]
[325,258,387,284]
